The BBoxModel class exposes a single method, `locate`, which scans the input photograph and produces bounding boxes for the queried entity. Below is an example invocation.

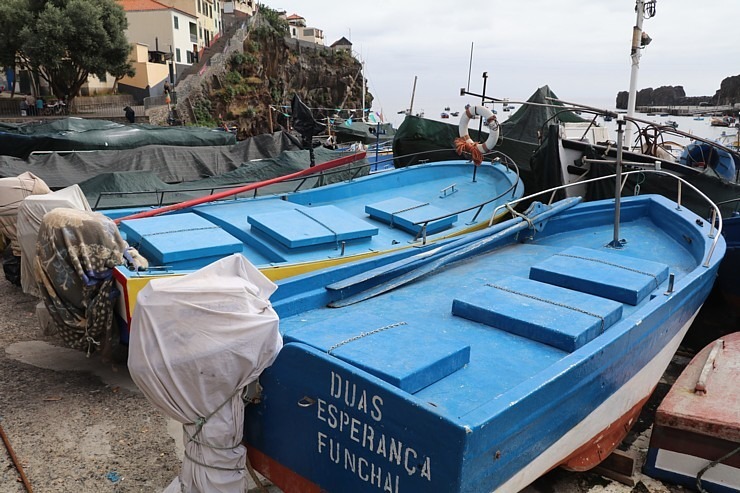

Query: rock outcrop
[616,74,740,109]
[715,75,740,106]
[179,8,369,139]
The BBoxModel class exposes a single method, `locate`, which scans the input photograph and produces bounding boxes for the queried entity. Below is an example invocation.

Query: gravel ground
[0,275,179,493]
[1,270,733,493]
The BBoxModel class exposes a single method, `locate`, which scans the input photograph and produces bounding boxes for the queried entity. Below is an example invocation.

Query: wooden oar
[328,197,582,307]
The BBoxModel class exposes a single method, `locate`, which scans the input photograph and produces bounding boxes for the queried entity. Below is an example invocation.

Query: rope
[505,203,534,229]
[142,226,221,237]
[328,322,407,354]
[454,136,484,165]
[485,284,606,333]
[246,453,269,493]
[182,387,249,472]
[295,208,339,247]
[696,444,740,493]
[389,202,429,228]
[554,253,661,289]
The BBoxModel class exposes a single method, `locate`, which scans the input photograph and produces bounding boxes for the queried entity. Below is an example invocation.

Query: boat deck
[115,161,521,273]
[278,212,697,420]
[243,194,722,493]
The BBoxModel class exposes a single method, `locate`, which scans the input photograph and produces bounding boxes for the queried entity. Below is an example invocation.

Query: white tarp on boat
[0,172,51,256]
[16,185,91,296]
[127,254,282,493]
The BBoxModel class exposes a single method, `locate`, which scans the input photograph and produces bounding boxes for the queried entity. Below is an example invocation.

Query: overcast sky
[268,1,739,126]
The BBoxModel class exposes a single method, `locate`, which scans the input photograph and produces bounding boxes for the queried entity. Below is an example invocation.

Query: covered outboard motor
[0,172,50,285]
[128,254,282,493]
[17,184,91,296]
[34,208,128,359]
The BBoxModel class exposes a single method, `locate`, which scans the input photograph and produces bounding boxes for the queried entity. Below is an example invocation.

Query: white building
[284,13,325,45]
[118,0,198,97]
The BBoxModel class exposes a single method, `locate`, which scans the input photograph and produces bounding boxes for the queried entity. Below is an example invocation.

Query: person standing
[36,97,44,116]
[123,106,135,123]
[25,93,35,116]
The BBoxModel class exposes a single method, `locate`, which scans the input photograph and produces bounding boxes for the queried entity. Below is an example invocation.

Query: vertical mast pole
[408,76,417,116]
[609,116,626,249]
[467,42,474,91]
[361,60,366,122]
[626,0,647,145]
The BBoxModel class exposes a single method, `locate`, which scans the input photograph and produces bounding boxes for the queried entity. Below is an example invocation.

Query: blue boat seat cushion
[365,197,457,235]
[119,213,242,265]
[284,314,470,394]
[452,276,623,352]
[529,246,670,306]
[247,205,379,249]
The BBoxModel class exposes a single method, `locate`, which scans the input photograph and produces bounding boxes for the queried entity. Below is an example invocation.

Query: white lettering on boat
[318,431,401,493]
[330,371,383,421]
[315,372,433,490]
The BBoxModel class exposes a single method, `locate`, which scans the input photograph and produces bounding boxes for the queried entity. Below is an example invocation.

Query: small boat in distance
[665,119,679,128]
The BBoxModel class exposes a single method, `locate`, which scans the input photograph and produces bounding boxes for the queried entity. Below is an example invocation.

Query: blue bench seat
[529,246,670,306]
[247,205,378,249]
[365,197,457,235]
[119,212,242,266]
[452,276,623,352]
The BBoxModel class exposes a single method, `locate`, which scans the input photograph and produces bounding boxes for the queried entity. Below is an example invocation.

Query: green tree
[0,0,32,97]
[19,0,133,102]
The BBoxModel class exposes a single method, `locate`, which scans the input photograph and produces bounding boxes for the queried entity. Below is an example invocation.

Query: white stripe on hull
[497,309,700,493]
[652,449,740,489]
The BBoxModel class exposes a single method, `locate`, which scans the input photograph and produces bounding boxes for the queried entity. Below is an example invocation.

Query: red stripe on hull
[247,447,322,493]
[560,394,650,472]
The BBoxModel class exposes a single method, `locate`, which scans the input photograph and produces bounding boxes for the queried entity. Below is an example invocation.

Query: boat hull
[113,160,523,331]
[716,215,740,316]
[643,332,740,493]
[243,195,725,493]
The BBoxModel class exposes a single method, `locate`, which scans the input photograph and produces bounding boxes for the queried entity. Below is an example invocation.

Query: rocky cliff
[616,74,740,108]
[184,9,370,139]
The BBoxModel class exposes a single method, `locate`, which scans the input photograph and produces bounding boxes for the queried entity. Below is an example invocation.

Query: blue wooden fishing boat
[241,123,725,493]
[111,158,523,330]
[680,140,739,182]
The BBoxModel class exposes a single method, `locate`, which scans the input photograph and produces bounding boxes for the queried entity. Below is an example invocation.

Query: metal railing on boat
[489,169,723,268]
[93,150,523,241]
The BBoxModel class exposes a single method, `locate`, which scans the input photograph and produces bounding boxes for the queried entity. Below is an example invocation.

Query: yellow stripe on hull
[118,217,500,325]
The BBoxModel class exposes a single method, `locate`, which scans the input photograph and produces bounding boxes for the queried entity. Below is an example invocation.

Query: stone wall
[172,20,252,125]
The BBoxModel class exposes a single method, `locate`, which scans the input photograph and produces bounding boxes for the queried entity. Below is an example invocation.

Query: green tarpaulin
[0,117,236,159]
[392,85,587,188]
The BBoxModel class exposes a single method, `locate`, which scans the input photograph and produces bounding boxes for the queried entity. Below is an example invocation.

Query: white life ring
[458,105,500,154]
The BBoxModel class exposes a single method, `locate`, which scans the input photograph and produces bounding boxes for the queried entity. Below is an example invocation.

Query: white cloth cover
[16,185,91,296]
[0,172,51,256]
[127,254,282,493]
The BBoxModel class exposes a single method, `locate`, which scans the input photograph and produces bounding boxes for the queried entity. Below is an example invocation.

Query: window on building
[197,0,201,13]
[174,15,179,29]
[176,48,181,62]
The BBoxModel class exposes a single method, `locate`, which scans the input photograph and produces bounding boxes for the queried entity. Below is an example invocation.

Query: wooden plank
[593,449,636,486]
